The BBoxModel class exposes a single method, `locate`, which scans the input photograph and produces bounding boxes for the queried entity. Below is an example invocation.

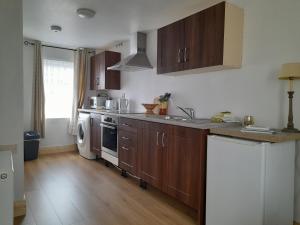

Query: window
[43,59,74,118]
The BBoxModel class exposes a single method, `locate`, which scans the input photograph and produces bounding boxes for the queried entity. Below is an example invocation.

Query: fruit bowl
[142,104,159,114]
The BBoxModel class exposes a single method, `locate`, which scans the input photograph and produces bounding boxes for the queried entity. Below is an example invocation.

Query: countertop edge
[78,108,237,130]
[210,127,300,143]
[78,109,300,143]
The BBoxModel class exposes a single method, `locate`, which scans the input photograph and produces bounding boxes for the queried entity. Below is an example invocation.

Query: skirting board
[39,144,77,155]
[14,199,26,217]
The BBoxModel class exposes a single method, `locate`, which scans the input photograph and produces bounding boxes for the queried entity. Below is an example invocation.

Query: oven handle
[100,124,116,130]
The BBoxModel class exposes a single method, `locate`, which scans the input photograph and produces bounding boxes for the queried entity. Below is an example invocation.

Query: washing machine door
[77,121,86,146]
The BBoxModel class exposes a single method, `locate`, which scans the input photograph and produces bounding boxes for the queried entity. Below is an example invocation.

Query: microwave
[90,96,107,109]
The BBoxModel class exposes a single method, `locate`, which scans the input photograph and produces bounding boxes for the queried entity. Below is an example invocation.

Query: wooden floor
[15,152,197,225]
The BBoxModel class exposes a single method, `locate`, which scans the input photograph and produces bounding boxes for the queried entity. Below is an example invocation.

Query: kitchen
[1,0,300,225]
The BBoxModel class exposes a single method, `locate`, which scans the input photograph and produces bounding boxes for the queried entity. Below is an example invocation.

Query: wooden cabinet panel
[118,118,140,176]
[90,51,121,90]
[90,113,101,155]
[163,126,208,211]
[157,20,185,74]
[119,117,139,133]
[90,55,96,90]
[157,1,243,75]
[140,122,168,189]
[184,2,225,69]
[118,129,138,175]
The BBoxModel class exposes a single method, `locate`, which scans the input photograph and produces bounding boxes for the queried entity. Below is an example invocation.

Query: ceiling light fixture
[50,25,62,32]
[77,8,96,19]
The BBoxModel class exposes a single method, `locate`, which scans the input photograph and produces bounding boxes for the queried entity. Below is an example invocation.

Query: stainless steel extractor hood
[107,32,153,71]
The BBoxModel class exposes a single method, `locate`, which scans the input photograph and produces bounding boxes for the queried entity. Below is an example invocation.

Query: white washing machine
[77,113,96,159]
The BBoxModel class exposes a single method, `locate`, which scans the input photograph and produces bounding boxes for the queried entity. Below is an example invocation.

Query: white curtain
[68,49,90,135]
[43,59,74,119]
[33,41,45,138]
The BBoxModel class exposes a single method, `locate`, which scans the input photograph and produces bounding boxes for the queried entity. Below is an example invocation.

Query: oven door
[101,123,118,157]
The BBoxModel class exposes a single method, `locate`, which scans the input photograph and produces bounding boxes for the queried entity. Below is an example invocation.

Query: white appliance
[77,113,96,159]
[90,96,107,109]
[101,114,118,166]
[105,99,118,111]
[206,135,295,225]
[0,151,14,225]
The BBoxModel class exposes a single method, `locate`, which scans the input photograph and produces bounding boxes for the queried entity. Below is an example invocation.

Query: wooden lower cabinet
[90,113,101,155]
[118,130,138,175]
[118,119,207,225]
[118,118,140,176]
[164,125,208,218]
[140,122,168,189]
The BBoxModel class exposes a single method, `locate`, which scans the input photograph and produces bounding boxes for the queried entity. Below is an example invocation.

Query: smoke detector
[77,8,96,19]
[50,25,62,32]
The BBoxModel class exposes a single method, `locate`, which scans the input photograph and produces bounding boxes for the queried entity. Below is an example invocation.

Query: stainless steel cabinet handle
[184,47,187,62]
[121,146,129,151]
[121,136,129,140]
[100,124,116,130]
[90,118,93,126]
[156,132,160,146]
[162,132,166,147]
[177,49,181,63]
[122,123,129,127]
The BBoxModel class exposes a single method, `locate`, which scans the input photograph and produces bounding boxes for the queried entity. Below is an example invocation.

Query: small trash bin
[24,131,40,161]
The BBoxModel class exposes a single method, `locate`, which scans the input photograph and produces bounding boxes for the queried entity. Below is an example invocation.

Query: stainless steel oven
[100,115,118,165]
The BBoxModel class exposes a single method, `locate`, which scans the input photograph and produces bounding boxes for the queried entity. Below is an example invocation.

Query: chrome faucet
[176,106,195,119]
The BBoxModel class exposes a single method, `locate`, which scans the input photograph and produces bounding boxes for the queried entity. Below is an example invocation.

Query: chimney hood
[107,32,153,71]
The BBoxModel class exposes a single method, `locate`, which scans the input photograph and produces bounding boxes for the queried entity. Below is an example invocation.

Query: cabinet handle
[121,146,129,151]
[162,132,166,148]
[121,136,129,140]
[90,118,93,126]
[177,49,182,63]
[156,132,160,146]
[184,48,188,62]
[122,123,129,127]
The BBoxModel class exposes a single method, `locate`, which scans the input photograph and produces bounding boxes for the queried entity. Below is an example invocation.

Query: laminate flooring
[15,152,197,225]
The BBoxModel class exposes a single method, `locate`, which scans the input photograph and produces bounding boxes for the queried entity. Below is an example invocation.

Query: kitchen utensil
[105,99,118,110]
[243,115,255,126]
[142,104,158,114]
[119,93,129,112]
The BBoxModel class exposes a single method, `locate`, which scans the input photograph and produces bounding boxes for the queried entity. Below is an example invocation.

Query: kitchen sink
[146,115,211,124]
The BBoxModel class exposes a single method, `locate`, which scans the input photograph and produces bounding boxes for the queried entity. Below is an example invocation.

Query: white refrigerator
[0,151,14,225]
[206,135,295,225]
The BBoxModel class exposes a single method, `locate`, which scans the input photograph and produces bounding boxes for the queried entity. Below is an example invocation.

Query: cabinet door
[184,2,225,69]
[90,55,96,90]
[164,126,207,210]
[118,129,138,175]
[105,51,121,90]
[140,122,168,189]
[90,114,101,155]
[98,53,105,90]
[157,20,185,74]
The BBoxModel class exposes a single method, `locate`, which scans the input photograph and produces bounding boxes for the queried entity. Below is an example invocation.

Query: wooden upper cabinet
[157,20,185,74]
[157,1,244,75]
[90,51,121,90]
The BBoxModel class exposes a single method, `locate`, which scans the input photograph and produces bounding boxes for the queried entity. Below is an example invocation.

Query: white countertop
[78,108,240,130]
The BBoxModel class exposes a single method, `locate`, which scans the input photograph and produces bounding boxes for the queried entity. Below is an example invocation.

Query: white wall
[0,0,24,200]
[23,45,75,148]
[105,0,300,221]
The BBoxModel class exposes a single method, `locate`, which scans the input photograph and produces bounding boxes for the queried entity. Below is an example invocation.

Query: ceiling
[23,0,216,49]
